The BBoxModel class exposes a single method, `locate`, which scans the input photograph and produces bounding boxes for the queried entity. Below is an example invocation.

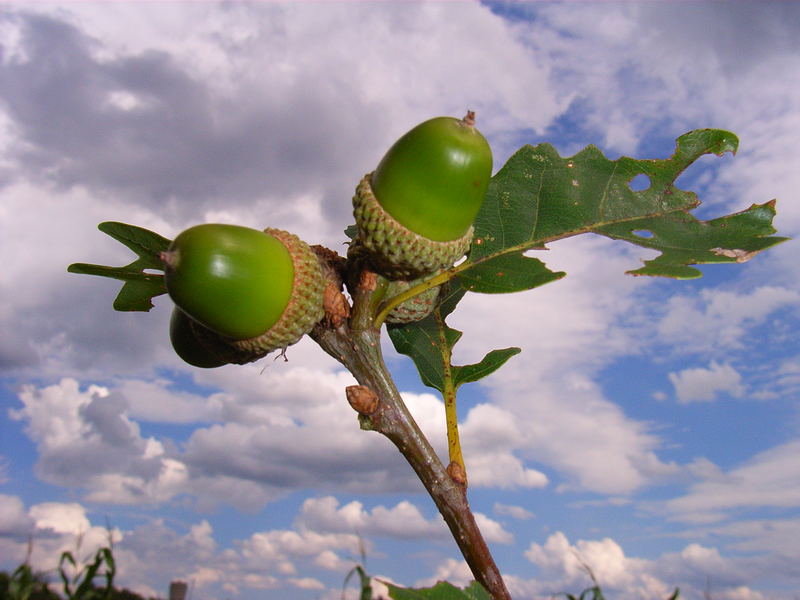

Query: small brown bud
[323,282,350,327]
[447,461,467,486]
[346,385,379,415]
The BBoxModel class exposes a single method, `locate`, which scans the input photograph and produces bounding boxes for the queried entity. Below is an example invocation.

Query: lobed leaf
[459,128,783,292]
[67,222,172,312]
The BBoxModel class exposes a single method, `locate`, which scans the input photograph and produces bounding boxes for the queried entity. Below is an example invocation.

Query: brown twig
[309,256,510,599]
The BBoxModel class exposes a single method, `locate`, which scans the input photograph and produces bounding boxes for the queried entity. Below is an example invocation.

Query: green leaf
[386,580,490,600]
[454,347,521,388]
[387,308,457,392]
[388,281,520,393]
[67,222,172,312]
[458,128,784,291]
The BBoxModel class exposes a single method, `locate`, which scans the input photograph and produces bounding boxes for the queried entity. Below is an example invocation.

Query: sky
[0,2,799,599]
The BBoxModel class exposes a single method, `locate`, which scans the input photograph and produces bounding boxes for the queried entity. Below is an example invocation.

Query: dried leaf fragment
[710,247,759,263]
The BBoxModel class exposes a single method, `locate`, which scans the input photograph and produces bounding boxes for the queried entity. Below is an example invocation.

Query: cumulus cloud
[493,502,535,521]
[520,531,773,600]
[0,496,364,599]
[9,378,192,504]
[296,495,516,545]
[656,286,800,355]
[296,496,448,541]
[664,440,800,523]
[524,531,661,594]
[0,497,122,578]
[690,518,800,560]
[0,494,34,538]
[460,403,549,489]
[669,361,745,404]
[6,365,556,515]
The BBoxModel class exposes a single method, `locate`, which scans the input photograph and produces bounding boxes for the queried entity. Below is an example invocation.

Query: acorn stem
[375,268,451,327]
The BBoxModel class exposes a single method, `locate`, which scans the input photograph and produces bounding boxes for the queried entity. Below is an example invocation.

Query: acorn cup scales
[351,112,493,279]
[384,277,441,324]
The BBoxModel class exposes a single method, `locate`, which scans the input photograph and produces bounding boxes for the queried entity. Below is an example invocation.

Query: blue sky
[1,2,799,599]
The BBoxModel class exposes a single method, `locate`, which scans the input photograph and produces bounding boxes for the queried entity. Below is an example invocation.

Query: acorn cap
[351,173,473,279]
[384,278,441,324]
[230,228,326,358]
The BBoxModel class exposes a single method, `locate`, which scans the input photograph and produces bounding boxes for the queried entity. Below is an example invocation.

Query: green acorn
[169,307,229,369]
[384,278,441,324]
[351,112,492,279]
[162,224,325,359]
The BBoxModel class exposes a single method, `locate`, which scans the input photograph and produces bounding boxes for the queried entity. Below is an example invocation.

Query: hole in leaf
[628,173,651,191]
[632,230,654,239]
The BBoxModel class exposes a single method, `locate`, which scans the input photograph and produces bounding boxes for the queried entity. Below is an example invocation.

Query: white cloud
[9,378,192,505]
[665,440,800,523]
[296,496,513,545]
[656,286,799,355]
[493,502,535,521]
[110,378,225,424]
[692,518,800,559]
[289,577,325,590]
[296,496,448,541]
[434,235,680,495]
[239,528,362,574]
[474,512,514,545]
[6,367,551,513]
[524,531,670,598]
[29,501,92,536]
[0,494,34,537]
[0,499,122,578]
[461,404,548,489]
[669,361,745,404]
[520,531,776,600]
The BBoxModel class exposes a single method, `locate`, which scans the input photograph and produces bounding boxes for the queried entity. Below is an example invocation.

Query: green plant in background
[68,114,787,598]
[57,546,115,600]
[2,563,43,600]
[1,545,115,600]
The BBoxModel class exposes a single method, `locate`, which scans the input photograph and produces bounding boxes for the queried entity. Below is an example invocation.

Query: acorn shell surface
[169,307,230,368]
[371,115,492,242]
[164,224,294,340]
